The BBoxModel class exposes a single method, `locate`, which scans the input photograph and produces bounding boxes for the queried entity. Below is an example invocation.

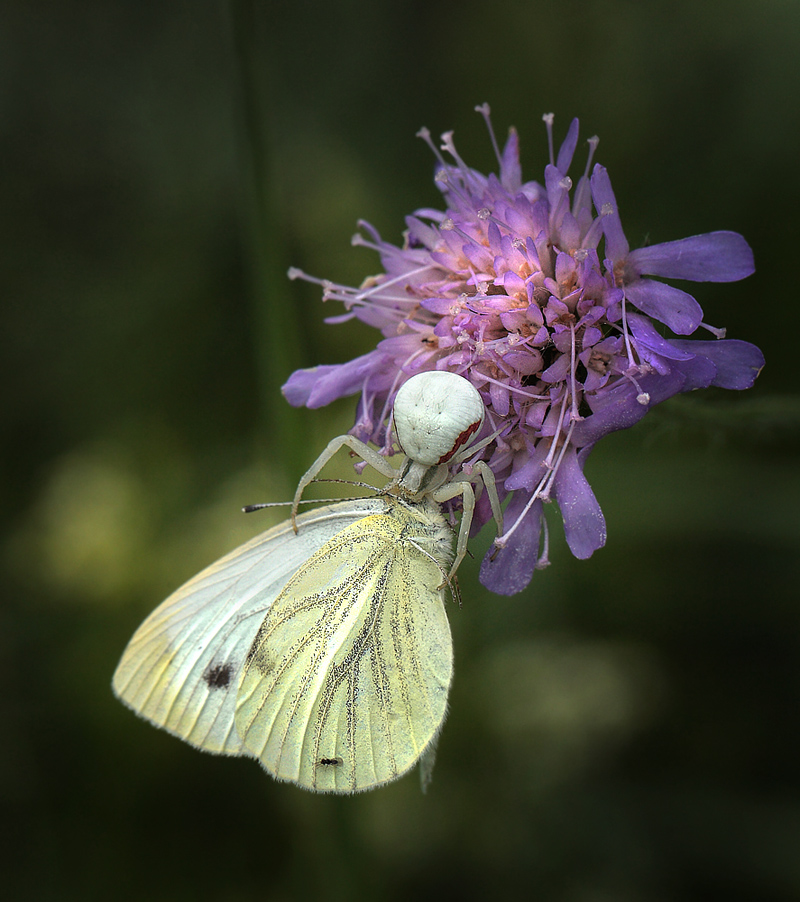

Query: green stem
[224,0,303,477]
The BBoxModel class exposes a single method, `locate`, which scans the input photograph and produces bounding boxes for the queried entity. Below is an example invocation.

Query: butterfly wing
[112,499,384,757]
[235,502,454,793]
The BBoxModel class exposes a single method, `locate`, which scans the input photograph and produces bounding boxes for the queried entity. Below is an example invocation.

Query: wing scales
[235,517,395,783]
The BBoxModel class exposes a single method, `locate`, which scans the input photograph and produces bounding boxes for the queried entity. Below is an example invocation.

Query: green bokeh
[3,1,799,899]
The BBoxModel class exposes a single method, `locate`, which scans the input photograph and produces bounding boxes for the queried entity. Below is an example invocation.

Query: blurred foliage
[2,1,799,900]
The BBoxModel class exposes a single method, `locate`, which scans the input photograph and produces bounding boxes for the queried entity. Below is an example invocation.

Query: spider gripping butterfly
[112,370,503,793]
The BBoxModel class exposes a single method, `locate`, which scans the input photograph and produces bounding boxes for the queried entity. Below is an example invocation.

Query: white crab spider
[292,369,504,580]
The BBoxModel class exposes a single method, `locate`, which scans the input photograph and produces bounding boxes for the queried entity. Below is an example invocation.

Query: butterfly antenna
[310,477,382,492]
[242,498,352,513]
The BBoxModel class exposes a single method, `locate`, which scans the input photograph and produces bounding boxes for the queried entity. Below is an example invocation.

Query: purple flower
[284,106,765,595]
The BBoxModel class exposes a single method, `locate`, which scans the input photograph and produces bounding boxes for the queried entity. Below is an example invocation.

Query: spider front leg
[465,461,504,541]
[432,462,503,579]
[291,434,399,531]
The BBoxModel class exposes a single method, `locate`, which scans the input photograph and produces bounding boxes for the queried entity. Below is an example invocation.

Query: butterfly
[113,370,503,793]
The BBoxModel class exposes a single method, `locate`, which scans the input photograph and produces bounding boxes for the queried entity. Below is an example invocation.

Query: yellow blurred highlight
[5,441,293,607]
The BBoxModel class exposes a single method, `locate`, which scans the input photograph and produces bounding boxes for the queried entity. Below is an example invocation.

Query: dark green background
[3,1,799,899]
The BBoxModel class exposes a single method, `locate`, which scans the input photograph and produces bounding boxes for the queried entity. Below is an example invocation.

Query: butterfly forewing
[235,499,454,793]
[112,499,384,757]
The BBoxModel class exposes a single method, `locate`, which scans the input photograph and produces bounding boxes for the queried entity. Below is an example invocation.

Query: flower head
[284,106,764,595]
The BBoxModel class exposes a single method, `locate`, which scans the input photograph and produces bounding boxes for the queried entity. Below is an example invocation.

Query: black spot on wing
[317,757,344,768]
[203,662,234,690]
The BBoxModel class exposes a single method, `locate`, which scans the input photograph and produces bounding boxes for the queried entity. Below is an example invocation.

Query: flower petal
[505,441,549,492]
[556,118,580,174]
[670,339,765,390]
[480,492,542,595]
[540,352,572,383]
[590,164,629,262]
[628,313,695,360]
[624,279,703,335]
[627,231,754,283]
[500,127,522,192]
[553,446,606,559]
[282,350,388,408]
[671,354,718,391]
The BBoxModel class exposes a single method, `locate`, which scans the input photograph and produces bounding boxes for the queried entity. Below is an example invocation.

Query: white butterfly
[113,371,503,793]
